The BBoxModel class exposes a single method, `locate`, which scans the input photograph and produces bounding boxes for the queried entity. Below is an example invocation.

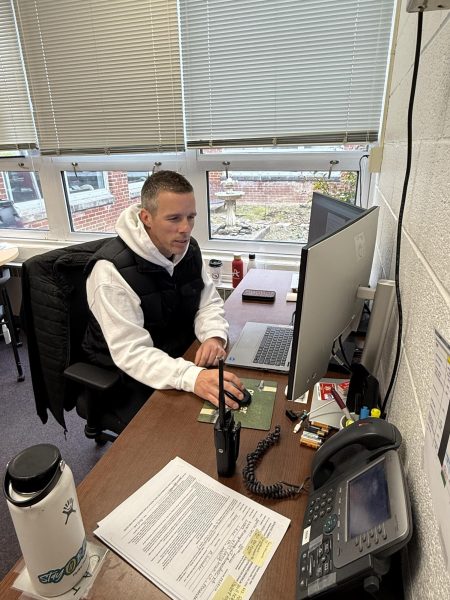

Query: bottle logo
[232,268,241,279]
[62,498,76,524]
[38,538,87,584]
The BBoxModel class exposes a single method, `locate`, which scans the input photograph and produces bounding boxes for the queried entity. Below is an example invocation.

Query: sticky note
[243,530,272,567]
[212,575,246,600]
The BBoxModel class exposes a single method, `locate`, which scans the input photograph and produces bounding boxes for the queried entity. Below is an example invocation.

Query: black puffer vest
[82,236,204,368]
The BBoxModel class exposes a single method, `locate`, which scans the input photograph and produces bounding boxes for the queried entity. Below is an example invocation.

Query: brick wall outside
[71,171,137,232]
[208,171,355,204]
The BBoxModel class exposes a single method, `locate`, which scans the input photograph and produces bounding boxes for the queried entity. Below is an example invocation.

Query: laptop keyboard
[253,326,293,367]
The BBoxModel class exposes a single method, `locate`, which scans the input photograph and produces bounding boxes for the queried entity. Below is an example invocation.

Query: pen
[330,388,352,422]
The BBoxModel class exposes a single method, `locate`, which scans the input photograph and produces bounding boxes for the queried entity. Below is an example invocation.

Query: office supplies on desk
[214,358,241,477]
[225,321,293,372]
[243,426,312,499]
[198,377,277,430]
[95,457,291,600]
[308,379,351,430]
[224,386,252,407]
[297,418,412,598]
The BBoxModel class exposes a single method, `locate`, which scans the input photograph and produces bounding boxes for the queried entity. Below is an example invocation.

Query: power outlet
[407,0,450,12]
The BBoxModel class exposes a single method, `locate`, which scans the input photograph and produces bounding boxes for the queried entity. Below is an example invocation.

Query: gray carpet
[0,333,109,580]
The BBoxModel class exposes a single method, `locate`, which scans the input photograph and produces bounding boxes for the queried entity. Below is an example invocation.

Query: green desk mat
[197,377,277,431]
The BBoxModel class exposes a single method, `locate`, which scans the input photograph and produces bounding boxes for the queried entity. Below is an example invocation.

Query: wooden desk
[0,270,314,600]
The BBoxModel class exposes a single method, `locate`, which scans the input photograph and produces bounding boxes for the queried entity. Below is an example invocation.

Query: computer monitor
[287,205,380,400]
[308,192,365,244]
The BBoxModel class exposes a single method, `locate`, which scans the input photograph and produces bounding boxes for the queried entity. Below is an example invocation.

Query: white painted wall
[371,3,450,598]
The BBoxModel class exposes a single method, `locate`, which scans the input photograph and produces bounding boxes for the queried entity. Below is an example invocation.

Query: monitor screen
[287,205,379,400]
[308,192,365,244]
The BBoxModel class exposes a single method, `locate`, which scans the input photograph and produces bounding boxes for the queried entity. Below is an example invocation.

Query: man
[82,170,244,427]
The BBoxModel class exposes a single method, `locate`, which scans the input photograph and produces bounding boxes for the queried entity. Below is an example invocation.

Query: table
[0,245,18,267]
[0,269,315,600]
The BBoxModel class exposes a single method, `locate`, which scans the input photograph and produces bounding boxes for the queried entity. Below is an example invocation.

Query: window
[208,170,357,244]
[0,171,47,230]
[0,1,388,256]
[0,0,37,150]
[179,0,395,147]
[127,171,150,198]
[63,170,149,233]
[14,0,183,154]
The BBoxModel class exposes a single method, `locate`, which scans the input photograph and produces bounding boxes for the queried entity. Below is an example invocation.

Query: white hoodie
[85,204,228,393]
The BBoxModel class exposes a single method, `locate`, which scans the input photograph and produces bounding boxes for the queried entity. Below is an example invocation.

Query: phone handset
[311,417,402,490]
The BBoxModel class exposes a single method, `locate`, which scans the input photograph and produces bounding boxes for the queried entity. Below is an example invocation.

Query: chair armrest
[64,362,119,391]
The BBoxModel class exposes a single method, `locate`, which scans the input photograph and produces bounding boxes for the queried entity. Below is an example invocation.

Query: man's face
[139,190,197,258]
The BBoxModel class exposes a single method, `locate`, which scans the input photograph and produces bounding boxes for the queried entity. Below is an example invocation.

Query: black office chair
[0,266,25,381]
[21,238,135,444]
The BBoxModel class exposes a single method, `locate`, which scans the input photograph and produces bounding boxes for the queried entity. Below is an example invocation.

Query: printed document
[424,330,450,572]
[95,457,290,600]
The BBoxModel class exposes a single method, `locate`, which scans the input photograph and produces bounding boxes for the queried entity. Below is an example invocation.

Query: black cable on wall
[382,9,424,415]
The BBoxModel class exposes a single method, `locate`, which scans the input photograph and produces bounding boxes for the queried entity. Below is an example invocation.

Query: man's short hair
[141,170,193,213]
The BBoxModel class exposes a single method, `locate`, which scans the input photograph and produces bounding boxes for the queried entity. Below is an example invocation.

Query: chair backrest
[21,238,111,429]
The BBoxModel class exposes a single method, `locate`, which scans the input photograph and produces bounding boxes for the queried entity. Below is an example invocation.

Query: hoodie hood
[115,204,189,274]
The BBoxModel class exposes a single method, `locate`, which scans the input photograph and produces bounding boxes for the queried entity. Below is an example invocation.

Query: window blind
[0,0,37,149]
[179,0,395,147]
[13,0,184,155]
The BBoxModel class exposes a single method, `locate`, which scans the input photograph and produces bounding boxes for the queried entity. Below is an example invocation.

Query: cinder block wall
[371,3,450,599]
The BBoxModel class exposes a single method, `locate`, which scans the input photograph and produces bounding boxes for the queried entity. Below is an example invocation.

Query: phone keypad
[305,487,335,526]
[298,538,334,594]
[298,487,337,598]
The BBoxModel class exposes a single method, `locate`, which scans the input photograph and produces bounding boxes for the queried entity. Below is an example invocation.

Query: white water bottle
[4,444,88,596]
[247,253,257,272]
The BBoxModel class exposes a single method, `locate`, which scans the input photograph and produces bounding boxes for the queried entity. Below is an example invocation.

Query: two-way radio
[214,358,241,477]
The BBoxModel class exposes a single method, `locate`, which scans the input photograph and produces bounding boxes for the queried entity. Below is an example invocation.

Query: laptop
[225,321,293,372]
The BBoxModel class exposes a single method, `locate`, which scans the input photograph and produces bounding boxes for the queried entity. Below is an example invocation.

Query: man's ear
[139,208,152,228]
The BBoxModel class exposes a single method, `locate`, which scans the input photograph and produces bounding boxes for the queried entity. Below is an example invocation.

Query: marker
[330,388,352,422]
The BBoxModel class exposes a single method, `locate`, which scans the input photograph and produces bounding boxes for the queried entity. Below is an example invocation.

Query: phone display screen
[347,460,391,539]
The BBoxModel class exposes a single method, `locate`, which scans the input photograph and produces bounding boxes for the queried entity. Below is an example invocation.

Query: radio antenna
[218,357,226,428]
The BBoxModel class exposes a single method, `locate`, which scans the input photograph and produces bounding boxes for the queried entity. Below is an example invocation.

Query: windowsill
[69,191,114,213]
[12,199,47,224]
[2,238,300,275]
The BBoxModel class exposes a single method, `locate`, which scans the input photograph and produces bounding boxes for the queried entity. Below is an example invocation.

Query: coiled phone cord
[242,426,311,499]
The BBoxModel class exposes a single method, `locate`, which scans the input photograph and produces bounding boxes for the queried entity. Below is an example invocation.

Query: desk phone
[297,418,412,598]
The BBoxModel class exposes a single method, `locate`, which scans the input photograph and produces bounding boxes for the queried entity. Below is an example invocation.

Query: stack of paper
[95,457,290,600]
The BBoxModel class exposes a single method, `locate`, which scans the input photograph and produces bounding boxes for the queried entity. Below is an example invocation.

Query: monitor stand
[328,339,357,374]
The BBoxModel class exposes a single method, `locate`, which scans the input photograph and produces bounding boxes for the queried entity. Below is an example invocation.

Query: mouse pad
[197,377,277,430]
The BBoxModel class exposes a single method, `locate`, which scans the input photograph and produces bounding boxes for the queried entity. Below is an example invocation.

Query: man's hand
[194,369,245,410]
[195,336,226,367]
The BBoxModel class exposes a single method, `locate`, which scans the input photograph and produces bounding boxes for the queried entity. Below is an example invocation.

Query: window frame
[191,148,368,257]
[0,147,370,263]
